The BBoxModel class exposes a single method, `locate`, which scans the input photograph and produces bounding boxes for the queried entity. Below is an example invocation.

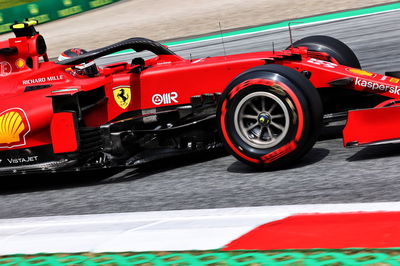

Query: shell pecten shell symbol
[0,111,25,144]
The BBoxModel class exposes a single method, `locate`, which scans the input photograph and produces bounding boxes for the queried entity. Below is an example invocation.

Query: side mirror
[10,19,39,37]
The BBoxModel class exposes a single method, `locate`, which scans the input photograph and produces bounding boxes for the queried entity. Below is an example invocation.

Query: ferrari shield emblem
[113,86,131,109]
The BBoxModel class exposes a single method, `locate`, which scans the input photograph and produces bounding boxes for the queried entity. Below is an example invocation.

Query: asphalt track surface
[1,10,400,219]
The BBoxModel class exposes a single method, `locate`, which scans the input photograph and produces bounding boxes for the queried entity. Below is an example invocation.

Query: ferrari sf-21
[0,19,398,174]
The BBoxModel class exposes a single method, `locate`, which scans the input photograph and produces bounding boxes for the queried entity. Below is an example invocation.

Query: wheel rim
[233,91,290,149]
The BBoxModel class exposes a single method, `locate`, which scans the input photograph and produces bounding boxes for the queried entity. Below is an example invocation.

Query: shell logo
[15,58,25,69]
[0,108,30,148]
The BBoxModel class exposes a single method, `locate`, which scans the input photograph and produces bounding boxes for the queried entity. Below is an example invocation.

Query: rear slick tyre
[291,35,361,69]
[217,64,323,169]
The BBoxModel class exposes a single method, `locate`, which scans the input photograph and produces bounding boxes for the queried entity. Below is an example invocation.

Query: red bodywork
[0,22,398,172]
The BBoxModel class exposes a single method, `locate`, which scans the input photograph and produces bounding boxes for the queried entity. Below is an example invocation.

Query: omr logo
[152,92,178,105]
[0,108,31,149]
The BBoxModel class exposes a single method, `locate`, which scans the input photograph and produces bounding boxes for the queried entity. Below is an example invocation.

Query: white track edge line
[1,202,400,254]
[1,201,400,225]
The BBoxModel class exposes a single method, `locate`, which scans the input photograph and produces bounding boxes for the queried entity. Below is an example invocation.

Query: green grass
[0,0,37,10]
[2,250,400,265]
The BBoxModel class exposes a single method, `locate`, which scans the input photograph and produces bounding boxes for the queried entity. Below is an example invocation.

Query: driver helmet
[58,48,99,77]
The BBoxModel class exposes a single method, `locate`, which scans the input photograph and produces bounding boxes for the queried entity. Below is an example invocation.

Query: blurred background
[0,0,394,56]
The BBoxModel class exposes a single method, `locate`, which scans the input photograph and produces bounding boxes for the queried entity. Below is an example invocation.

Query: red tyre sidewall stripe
[261,140,297,163]
[221,78,305,163]
[280,83,304,142]
[228,79,274,99]
[220,100,260,163]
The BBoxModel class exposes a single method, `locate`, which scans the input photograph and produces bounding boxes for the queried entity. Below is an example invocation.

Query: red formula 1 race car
[0,19,398,174]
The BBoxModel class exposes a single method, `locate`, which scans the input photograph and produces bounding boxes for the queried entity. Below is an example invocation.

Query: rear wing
[57,37,182,66]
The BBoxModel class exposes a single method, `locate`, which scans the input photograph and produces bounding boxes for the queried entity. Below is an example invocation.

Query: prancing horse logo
[113,86,131,109]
